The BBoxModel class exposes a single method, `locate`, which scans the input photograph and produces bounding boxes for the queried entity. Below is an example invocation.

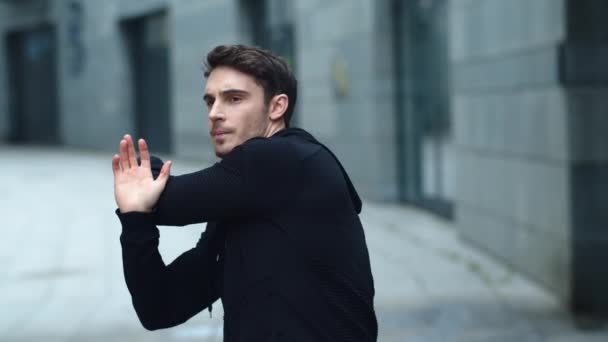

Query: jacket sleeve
[149,151,251,226]
[117,210,222,330]
[149,140,296,226]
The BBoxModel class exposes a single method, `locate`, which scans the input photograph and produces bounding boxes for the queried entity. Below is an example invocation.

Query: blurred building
[1,0,606,315]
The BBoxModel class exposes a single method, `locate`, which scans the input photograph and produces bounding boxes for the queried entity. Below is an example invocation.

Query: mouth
[211,130,230,140]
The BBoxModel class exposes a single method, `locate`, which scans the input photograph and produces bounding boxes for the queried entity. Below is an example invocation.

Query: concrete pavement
[1,145,607,341]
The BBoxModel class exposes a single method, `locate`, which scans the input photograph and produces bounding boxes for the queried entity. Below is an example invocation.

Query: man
[113,44,377,341]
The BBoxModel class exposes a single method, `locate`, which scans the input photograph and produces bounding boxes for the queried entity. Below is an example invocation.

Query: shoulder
[217,136,294,175]
[247,134,322,161]
[241,137,299,176]
[220,133,323,173]
[222,135,322,182]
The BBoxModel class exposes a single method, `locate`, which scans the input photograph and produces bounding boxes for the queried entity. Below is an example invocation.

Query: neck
[264,121,286,138]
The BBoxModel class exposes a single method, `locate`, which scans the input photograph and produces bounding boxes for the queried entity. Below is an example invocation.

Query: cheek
[239,105,267,130]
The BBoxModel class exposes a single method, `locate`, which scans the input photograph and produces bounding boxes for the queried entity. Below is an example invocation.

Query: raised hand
[112,134,172,213]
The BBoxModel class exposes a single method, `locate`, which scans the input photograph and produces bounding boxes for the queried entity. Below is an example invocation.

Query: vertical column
[561,0,608,316]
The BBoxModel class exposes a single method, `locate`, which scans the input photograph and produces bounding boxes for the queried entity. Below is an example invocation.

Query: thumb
[157,161,172,183]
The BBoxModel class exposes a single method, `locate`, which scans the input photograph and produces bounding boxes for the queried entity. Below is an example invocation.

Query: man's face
[204,66,270,157]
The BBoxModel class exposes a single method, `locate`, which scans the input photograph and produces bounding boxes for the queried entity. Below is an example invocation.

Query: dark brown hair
[204,44,298,127]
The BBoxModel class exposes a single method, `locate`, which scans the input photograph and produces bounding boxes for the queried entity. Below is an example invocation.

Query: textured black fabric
[117,128,377,341]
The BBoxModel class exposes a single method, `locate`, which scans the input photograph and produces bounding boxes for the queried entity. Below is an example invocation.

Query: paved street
[1,145,607,341]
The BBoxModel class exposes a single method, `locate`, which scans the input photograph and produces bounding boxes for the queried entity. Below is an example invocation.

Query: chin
[214,144,233,158]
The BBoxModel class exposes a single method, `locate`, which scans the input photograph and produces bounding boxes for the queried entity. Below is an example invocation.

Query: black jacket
[117,128,378,341]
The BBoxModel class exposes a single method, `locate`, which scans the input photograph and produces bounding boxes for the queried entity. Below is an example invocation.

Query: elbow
[140,319,164,331]
[137,312,173,331]
[132,301,176,331]
[140,319,160,331]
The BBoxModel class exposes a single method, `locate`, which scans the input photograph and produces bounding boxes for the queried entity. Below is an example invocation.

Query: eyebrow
[203,89,250,101]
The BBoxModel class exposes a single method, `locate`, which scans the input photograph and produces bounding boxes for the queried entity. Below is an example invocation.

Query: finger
[157,161,172,182]
[119,140,130,170]
[112,154,120,176]
[125,134,138,168]
[138,139,151,169]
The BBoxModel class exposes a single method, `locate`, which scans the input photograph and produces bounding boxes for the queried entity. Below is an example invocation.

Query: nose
[208,103,224,122]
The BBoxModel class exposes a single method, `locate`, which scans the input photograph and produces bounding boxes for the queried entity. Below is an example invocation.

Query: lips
[211,129,231,139]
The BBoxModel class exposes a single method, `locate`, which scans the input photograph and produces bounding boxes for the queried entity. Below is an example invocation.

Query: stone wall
[448,0,571,298]
[293,0,399,200]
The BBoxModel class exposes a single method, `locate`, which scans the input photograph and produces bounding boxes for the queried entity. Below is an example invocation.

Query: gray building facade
[449,0,608,315]
[2,0,607,315]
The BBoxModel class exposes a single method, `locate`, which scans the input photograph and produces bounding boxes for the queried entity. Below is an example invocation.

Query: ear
[268,94,289,122]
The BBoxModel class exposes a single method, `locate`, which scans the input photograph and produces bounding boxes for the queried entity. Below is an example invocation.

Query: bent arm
[149,155,251,226]
[118,210,222,330]
[148,139,297,226]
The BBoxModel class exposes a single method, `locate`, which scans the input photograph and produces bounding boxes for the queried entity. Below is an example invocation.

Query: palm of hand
[112,135,172,213]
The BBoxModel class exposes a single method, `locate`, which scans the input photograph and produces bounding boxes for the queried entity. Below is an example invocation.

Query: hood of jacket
[274,128,363,214]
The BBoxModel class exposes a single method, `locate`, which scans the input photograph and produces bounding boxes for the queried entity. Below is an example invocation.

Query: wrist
[118,205,153,214]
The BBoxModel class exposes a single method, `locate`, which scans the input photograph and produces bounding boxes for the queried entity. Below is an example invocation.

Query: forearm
[150,157,250,226]
[117,210,219,330]
[147,156,211,226]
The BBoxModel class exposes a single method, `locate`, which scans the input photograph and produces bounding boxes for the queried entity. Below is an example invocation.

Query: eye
[229,96,242,103]
[205,99,214,108]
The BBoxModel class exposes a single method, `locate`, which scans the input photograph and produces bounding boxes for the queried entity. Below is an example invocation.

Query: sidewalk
[1,146,607,341]
[362,203,607,341]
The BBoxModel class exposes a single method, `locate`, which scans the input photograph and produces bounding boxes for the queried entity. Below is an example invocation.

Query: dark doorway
[122,12,172,154]
[393,0,452,217]
[5,25,60,144]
